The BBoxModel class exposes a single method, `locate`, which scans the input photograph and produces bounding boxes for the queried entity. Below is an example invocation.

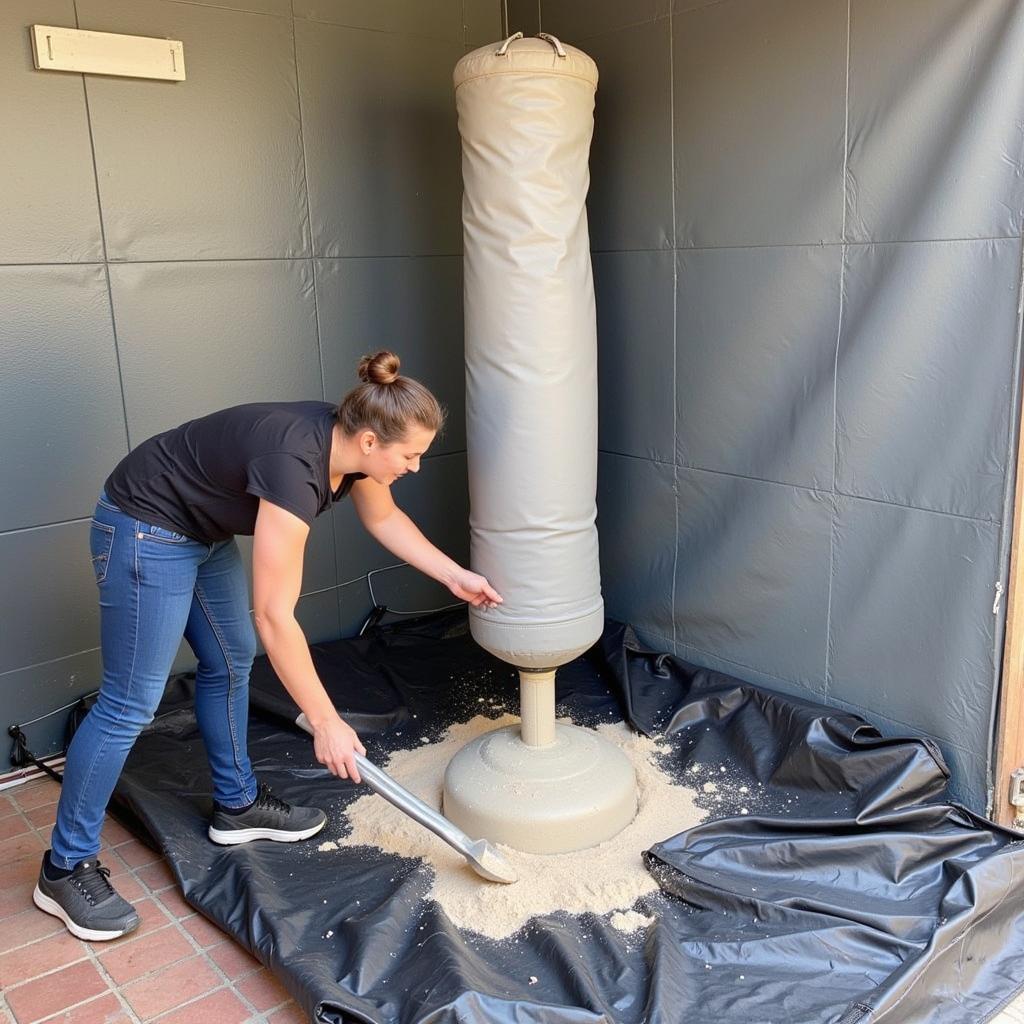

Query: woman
[34,350,502,941]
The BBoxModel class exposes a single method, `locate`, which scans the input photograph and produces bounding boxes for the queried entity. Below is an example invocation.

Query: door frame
[994,417,1024,828]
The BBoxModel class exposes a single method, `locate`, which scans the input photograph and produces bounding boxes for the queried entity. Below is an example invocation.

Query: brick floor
[0,778,307,1024]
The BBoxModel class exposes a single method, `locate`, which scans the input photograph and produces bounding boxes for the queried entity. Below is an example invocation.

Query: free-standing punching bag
[442,34,638,855]
[458,32,605,672]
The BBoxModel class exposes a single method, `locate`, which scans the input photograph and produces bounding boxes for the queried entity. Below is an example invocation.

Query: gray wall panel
[630,626,674,659]
[676,246,840,490]
[837,239,1020,522]
[505,0,540,35]
[253,588,343,655]
[78,0,309,261]
[0,522,96,673]
[180,0,290,12]
[297,20,463,257]
[593,251,675,462]
[582,22,673,252]
[539,1,669,41]
[847,0,1024,243]
[387,451,468,568]
[108,260,322,443]
[0,1,103,264]
[171,638,197,677]
[315,257,466,454]
[673,634,825,708]
[235,512,339,603]
[299,516,342,596]
[828,495,999,753]
[293,590,342,646]
[671,0,725,11]
[673,0,847,248]
[333,452,469,586]
[464,0,502,45]
[0,649,104,758]
[596,454,675,642]
[333,498,387,587]
[294,0,464,41]
[675,468,832,692]
[0,265,128,532]
[339,579,373,637]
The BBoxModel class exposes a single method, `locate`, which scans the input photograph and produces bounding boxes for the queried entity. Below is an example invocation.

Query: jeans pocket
[140,523,190,544]
[89,521,115,584]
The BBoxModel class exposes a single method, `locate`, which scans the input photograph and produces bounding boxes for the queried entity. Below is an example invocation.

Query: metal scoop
[295,714,517,884]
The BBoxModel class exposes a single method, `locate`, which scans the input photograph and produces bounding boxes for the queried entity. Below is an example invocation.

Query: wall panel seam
[289,10,316,269]
[164,0,287,17]
[668,6,679,650]
[833,488,1002,527]
[669,459,1005,526]
[290,8,342,597]
[589,235,1024,258]
[0,262,107,269]
[676,461,828,494]
[0,646,101,680]
[0,516,92,537]
[287,15,465,45]
[675,634,983,761]
[673,635,825,700]
[73,0,132,452]
[672,0,736,22]
[547,13,669,45]
[988,232,1024,807]
[629,627,674,653]
[0,255,465,267]
[824,691,990,761]
[598,449,675,468]
[824,0,852,702]
[7,240,1015,267]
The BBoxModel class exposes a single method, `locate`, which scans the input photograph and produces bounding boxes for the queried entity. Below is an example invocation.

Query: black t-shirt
[105,401,365,543]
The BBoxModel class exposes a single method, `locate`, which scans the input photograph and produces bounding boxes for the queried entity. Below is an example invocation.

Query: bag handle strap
[494,31,568,58]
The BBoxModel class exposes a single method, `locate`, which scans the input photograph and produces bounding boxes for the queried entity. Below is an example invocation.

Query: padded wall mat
[103,611,1024,1023]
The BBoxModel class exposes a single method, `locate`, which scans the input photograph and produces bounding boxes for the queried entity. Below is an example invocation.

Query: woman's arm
[252,499,365,782]
[350,478,502,607]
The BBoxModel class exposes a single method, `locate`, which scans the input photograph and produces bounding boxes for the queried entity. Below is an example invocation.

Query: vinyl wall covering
[0,0,500,756]
[510,0,1024,812]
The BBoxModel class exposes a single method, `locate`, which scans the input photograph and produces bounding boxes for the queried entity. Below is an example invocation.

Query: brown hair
[336,351,445,444]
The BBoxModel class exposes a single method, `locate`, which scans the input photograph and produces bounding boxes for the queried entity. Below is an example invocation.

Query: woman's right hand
[312,713,367,783]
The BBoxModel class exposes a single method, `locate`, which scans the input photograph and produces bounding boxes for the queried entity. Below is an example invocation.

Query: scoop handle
[352,751,474,853]
[294,713,474,857]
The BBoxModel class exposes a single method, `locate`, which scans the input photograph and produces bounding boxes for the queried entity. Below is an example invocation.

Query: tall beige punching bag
[457,32,604,671]
[443,34,637,856]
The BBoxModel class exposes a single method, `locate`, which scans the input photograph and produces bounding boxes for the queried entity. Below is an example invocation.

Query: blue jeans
[50,491,259,869]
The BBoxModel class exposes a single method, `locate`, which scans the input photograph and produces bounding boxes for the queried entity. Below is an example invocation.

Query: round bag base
[442,722,638,855]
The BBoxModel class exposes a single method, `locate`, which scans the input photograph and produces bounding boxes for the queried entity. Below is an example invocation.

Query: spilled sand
[319,713,705,939]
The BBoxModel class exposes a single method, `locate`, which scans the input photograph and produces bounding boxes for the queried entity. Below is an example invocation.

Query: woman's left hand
[449,568,503,610]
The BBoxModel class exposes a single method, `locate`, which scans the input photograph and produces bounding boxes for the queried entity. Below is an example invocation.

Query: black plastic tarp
[103,611,1024,1023]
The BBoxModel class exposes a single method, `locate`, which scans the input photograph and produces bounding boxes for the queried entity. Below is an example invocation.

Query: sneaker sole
[32,886,140,942]
[207,817,326,846]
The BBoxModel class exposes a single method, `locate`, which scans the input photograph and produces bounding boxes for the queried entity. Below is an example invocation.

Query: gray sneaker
[208,783,326,845]
[33,855,140,941]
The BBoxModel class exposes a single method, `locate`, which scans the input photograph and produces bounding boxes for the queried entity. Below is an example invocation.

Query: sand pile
[321,713,706,939]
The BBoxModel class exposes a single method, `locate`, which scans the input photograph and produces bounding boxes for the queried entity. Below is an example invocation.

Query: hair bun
[357,351,401,386]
